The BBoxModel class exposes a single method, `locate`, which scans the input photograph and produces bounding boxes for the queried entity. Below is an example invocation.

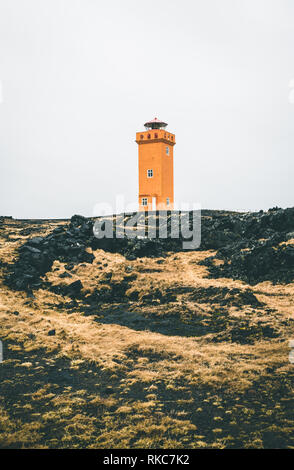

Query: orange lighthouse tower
[136,117,176,211]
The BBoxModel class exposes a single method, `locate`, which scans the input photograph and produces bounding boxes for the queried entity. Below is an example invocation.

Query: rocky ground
[0,208,294,448]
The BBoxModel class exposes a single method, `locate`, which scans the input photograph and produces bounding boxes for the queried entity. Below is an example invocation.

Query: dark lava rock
[140,289,162,304]
[188,286,263,307]
[48,329,56,336]
[4,207,294,291]
[67,280,84,296]
[202,240,294,284]
[47,279,84,300]
[214,320,279,344]
[5,216,95,290]
[28,236,45,247]
[65,263,75,271]
[160,292,177,303]
[59,272,72,278]
[70,214,88,227]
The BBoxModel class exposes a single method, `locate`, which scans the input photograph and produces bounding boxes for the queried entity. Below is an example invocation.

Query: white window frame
[166,146,170,155]
[142,197,148,206]
[147,169,153,178]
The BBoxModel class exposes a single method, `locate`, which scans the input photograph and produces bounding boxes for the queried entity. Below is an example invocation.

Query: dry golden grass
[0,219,294,448]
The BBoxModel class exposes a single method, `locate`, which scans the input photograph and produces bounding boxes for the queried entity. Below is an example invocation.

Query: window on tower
[166,198,170,206]
[147,169,153,178]
[140,134,144,139]
[166,146,169,155]
[154,133,158,138]
[147,134,151,139]
[142,198,148,206]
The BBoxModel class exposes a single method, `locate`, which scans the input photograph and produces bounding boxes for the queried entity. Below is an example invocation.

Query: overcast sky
[0,0,293,218]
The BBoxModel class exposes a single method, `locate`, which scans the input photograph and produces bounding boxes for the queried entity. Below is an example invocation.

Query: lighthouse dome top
[144,117,168,129]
